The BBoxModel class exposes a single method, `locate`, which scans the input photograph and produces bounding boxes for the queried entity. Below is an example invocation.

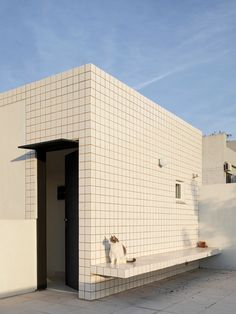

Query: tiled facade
[0,64,202,300]
[87,66,202,299]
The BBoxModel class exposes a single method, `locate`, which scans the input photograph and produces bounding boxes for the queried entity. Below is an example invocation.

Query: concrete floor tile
[2,269,236,314]
[112,306,157,314]
[204,301,236,314]
[135,295,182,311]
[190,292,223,307]
[164,299,206,314]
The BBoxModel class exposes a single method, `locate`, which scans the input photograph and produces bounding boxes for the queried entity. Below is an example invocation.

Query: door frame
[19,139,79,290]
[65,150,79,290]
[37,150,47,289]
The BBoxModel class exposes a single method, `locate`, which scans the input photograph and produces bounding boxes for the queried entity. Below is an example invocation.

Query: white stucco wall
[202,134,226,184]
[227,140,236,152]
[0,101,25,219]
[199,184,236,269]
[0,89,37,298]
[0,220,37,297]
[225,145,236,170]
[203,134,236,184]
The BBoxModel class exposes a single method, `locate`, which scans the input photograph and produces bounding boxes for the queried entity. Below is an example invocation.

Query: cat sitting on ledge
[109,235,136,265]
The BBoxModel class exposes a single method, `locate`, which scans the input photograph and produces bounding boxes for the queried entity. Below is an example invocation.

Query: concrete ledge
[91,247,221,278]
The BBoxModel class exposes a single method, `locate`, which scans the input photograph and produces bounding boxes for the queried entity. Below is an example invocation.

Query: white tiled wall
[0,64,202,300]
[82,65,202,299]
[23,65,92,220]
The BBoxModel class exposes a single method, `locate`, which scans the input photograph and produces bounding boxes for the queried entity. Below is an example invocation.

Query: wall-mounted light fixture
[192,173,198,179]
[159,158,168,168]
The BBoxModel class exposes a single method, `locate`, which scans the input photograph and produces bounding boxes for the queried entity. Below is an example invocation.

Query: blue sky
[1,0,235,138]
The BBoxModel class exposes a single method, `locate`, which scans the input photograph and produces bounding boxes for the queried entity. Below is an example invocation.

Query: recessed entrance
[19,139,79,291]
[46,149,78,290]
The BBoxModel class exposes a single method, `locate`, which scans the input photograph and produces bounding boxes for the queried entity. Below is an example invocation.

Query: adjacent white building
[200,133,236,270]
[0,64,219,300]
[203,133,236,184]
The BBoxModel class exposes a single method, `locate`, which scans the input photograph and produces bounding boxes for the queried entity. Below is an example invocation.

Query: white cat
[109,235,127,265]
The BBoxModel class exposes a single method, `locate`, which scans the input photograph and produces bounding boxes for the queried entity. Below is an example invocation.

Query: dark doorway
[18,139,79,291]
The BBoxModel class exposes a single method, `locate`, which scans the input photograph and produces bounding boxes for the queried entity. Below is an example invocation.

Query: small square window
[175,183,181,199]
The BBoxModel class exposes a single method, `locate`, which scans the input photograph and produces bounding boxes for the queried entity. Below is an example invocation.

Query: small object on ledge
[126,258,136,263]
[197,241,208,248]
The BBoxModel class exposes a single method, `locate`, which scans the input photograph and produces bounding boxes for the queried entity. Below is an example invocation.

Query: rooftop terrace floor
[1,268,236,314]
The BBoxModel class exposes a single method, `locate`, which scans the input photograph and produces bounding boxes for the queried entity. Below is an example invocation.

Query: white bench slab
[91,247,221,278]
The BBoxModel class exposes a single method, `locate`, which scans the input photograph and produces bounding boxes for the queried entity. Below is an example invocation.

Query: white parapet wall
[199,183,236,269]
[0,86,38,298]
[0,220,37,298]
[0,100,26,219]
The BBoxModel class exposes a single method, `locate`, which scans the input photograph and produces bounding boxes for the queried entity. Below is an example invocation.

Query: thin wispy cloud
[134,49,230,91]
[133,66,188,91]
[134,69,180,90]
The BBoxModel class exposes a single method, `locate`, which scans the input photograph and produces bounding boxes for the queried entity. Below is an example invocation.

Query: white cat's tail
[122,245,136,263]
[122,245,127,255]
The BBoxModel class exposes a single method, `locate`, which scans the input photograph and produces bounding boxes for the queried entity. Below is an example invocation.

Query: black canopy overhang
[18,138,78,152]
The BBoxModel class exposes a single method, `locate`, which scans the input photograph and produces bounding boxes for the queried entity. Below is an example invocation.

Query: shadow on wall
[11,152,35,162]
[103,237,110,263]
[180,178,199,248]
[182,228,192,247]
[199,184,236,270]
[0,286,36,299]
[191,178,199,217]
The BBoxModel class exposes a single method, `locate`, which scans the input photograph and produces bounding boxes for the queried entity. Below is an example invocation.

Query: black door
[65,150,79,290]
[37,150,47,289]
